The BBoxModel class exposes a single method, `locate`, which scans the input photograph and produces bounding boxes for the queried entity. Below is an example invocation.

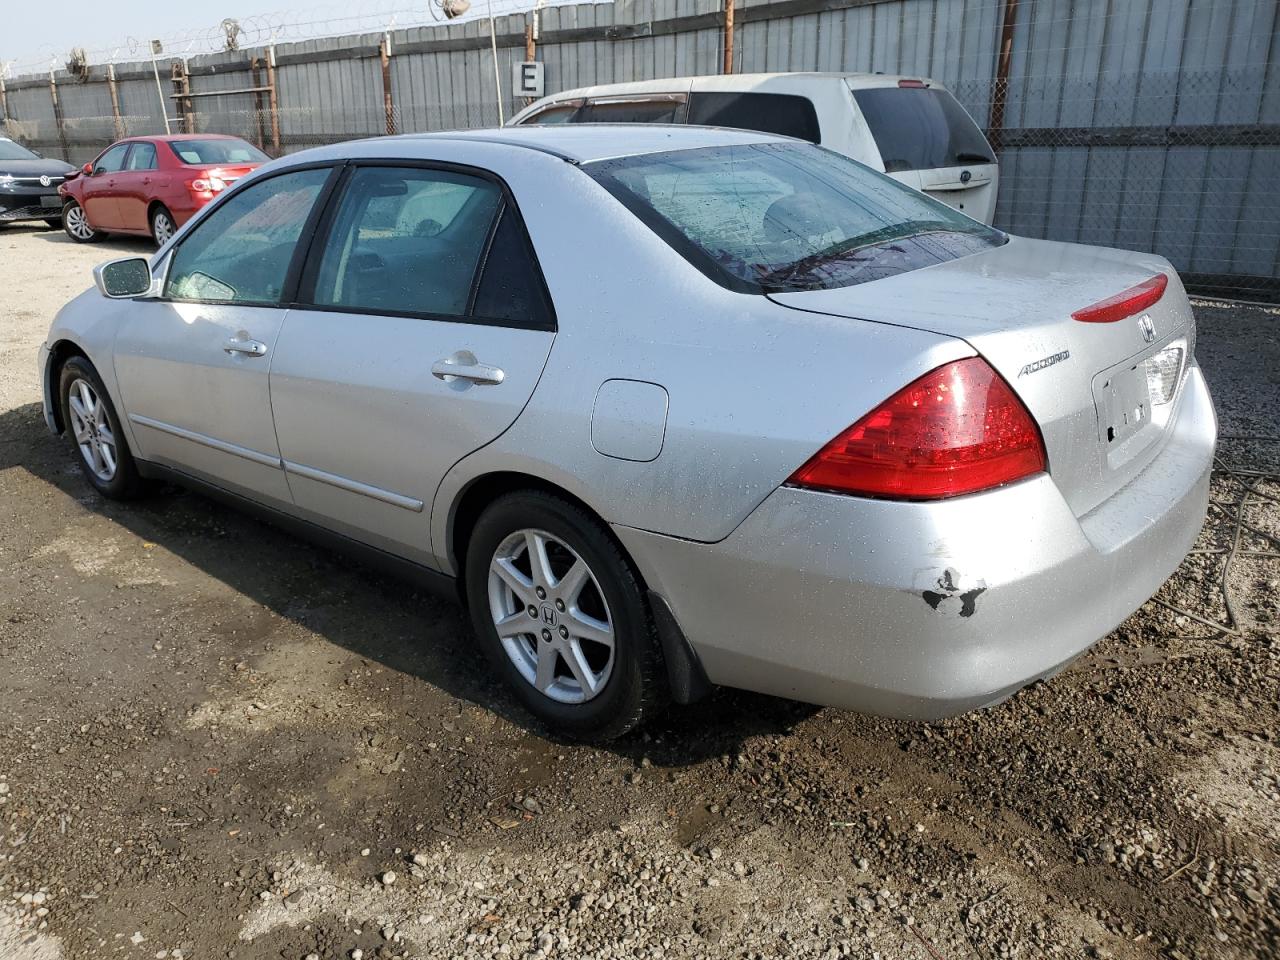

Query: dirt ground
[1,222,1277,960]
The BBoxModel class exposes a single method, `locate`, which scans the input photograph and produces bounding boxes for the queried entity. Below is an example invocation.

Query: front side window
[94,143,130,175]
[310,166,502,318]
[168,138,270,165]
[165,167,330,304]
[852,87,994,173]
[587,142,1004,293]
[687,92,821,143]
[125,142,157,170]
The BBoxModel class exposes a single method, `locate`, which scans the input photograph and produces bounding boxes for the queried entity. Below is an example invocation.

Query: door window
[308,166,503,318]
[93,143,130,175]
[165,166,331,304]
[687,92,821,143]
[124,142,158,170]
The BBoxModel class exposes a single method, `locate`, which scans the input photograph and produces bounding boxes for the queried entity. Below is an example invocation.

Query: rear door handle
[432,352,505,385]
[224,336,268,357]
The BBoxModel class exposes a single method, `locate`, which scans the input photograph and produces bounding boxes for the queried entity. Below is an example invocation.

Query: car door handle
[223,336,268,357]
[431,352,505,385]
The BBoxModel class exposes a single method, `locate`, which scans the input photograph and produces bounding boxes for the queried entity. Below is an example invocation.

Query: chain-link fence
[4,0,1277,301]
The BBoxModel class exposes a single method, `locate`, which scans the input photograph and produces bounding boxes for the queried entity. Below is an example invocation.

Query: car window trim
[583,93,690,124]
[154,161,344,309]
[293,157,557,333]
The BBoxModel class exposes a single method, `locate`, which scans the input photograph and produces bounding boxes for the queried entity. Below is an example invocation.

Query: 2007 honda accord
[39,126,1215,740]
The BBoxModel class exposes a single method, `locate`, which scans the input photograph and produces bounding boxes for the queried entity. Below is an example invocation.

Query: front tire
[62,201,103,243]
[464,491,667,741]
[150,205,176,246]
[58,357,145,499]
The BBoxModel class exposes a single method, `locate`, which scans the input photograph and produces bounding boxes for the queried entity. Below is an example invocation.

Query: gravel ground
[1,222,1278,960]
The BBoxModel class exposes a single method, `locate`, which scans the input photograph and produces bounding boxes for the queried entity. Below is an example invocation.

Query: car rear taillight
[787,357,1047,501]
[897,78,928,87]
[1071,273,1167,323]
[186,177,227,194]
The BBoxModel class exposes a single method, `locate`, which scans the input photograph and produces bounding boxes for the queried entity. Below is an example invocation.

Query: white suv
[509,72,999,225]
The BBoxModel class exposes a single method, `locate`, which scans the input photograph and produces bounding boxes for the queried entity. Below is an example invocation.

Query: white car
[510,71,999,224]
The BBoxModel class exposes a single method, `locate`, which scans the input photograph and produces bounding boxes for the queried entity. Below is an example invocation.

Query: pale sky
[4,2,293,73]
[3,0,538,76]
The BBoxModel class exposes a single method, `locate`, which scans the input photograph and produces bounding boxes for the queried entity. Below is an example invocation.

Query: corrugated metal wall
[3,0,1277,297]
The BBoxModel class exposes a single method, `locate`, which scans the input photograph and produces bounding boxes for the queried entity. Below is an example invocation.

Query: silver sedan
[39,126,1215,739]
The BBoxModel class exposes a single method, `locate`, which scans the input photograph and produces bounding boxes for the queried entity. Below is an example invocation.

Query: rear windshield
[586,141,1004,294]
[167,139,269,165]
[852,87,994,173]
[687,92,821,143]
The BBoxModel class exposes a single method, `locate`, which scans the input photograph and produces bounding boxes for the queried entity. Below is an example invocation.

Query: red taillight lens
[897,78,927,87]
[1071,273,1167,323]
[186,177,226,194]
[787,358,1047,501]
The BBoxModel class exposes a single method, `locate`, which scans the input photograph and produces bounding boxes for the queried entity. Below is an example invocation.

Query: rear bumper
[615,366,1216,720]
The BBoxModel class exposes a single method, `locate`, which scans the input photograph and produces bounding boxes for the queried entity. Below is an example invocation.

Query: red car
[58,134,268,246]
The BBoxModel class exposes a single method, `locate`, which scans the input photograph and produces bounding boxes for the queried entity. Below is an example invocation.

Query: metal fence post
[723,0,735,75]
[266,44,281,155]
[988,0,1019,154]
[48,67,70,161]
[249,56,267,151]
[380,32,397,136]
[106,63,125,139]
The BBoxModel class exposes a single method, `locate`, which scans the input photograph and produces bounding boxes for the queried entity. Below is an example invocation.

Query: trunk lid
[769,235,1197,517]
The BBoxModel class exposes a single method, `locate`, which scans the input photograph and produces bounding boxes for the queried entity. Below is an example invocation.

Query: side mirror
[93,257,153,299]
[82,162,93,176]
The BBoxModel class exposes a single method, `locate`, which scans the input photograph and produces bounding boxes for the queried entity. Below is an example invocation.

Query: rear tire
[464,491,667,741]
[58,357,145,499]
[62,201,103,243]
[150,205,176,246]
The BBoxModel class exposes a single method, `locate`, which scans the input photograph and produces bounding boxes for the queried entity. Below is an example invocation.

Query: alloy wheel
[64,204,94,240]
[487,528,616,704]
[67,378,117,482]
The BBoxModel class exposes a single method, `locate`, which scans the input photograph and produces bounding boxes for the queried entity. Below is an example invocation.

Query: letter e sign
[514,61,544,98]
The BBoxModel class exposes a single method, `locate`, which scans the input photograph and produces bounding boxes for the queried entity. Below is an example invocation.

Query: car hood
[769,235,1199,517]
[0,157,78,177]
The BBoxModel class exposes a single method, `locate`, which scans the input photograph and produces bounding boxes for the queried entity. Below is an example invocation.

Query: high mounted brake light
[787,358,1047,501]
[1071,274,1168,323]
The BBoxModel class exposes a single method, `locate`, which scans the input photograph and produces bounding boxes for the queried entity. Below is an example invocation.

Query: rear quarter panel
[426,141,972,568]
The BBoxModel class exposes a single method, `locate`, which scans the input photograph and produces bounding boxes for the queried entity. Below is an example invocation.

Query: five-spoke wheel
[466,491,666,741]
[58,356,144,498]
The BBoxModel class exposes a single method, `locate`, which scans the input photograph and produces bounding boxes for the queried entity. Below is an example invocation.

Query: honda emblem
[1138,314,1156,343]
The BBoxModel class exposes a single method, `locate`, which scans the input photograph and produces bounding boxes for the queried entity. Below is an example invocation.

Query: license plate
[40,195,61,208]
[1097,363,1150,446]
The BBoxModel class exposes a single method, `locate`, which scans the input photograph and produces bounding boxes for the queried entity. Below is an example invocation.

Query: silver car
[39,126,1215,740]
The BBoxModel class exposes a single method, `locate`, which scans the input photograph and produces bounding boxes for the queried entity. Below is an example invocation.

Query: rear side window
[580,98,686,124]
[125,142,157,170]
[687,92,821,143]
[852,87,994,172]
[310,166,502,318]
[472,207,553,328]
[166,167,330,304]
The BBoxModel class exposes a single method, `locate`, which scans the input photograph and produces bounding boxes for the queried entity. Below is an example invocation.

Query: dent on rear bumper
[615,367,1216,720]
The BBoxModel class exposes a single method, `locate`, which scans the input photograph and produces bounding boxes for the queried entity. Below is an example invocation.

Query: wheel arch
[43,338,91,435]
[446,470,712,704]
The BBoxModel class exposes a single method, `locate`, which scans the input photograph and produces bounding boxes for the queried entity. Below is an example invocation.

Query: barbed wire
[3,0,565,78]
